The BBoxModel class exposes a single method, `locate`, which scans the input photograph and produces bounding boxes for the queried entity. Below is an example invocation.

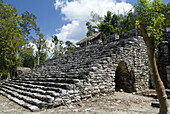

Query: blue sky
[3,0,169,45]
[3,0,65,38]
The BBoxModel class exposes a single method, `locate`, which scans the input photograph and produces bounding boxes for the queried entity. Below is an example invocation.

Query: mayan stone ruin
[0,28,169,111]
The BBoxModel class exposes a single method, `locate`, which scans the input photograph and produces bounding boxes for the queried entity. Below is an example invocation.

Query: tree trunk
[146,41,168,114]
[37,49,40,66]
[140,23,168,114]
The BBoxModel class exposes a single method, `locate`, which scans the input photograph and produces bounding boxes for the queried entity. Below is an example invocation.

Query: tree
[99,11,115,35]
[0,2,25,78]
[0,1,40,78]
[111,14,119,28]
[58,40,65,56]
[20,11,38,41]
[135,0,168,113]
[32,32,49,66]
[86,11,116,36]
[37,32,44,65]
[65,41,77,54]
[125,10,136,31]
[19,44,34,68]
[116,14,129,36]
[52,35,59,57]
[86,11,136,37]
[86,22,97,37]
[51,35,77,57]
[104,11,112,23]
[86,12,103,36]
[97,11,115,36]
[161,3,170,27]
[98,22,115,36]
[51,36,64,57]
[90,11,103,25]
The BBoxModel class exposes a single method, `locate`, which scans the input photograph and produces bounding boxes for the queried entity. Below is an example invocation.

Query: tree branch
[139,23,149,46]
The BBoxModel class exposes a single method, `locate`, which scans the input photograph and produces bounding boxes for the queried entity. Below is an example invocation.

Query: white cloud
[29,42,38,55]
[55,20,87,43]
[54,0,68,10]
[54,0,133,44]
[28,36,55,58]
[45,36,55,54]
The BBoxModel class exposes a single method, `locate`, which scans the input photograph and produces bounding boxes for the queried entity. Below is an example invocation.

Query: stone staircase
[0,74,78,111]
[0,36,149,111]
[0,44,116,111]
[0,77,80,111]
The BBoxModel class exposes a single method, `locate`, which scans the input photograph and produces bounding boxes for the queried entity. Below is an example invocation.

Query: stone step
[8,82,64,92]
[0,90,40,112]
[165,89,170,98]
[3,83,61,98]
[29,63,92,73]
[16,75,85,83]
[13,77,78,84]
[6,82,80,97]
[23,54,99,70]
[12,80,75,90]
[0,87,53,109]
[151,100,170,112]
[151,101,159,108]
[17,73,87,79]
[0,85,55,103]
[142,90,170,99]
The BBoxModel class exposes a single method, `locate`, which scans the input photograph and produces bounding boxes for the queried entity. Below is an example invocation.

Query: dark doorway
[115,61,135,92]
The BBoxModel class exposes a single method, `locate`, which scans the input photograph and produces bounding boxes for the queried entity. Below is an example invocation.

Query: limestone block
[91,67,98,71]
[61,90,67,95]
[99,86,106,90]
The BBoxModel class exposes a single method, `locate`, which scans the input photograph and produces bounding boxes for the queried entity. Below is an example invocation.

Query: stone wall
[31,35,149,93]
[17,67,31,76]
[166,66,170,89]
[0,30,150,111]
[122,29,138,39]
[157,28,170,88]
[157,41,169,88]
[105,34,119,43]
[162,27,170,41]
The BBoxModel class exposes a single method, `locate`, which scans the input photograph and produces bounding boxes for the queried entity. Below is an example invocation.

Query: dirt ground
[0,91,168,114]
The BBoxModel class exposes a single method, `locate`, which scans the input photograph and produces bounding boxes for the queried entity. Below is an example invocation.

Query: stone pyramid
[0,34,150,111]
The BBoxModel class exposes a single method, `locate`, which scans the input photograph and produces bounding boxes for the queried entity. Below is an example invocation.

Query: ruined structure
[0,30,151,111]
[17,67,31,76]
[157,28,170,89]
[76,32,107,47]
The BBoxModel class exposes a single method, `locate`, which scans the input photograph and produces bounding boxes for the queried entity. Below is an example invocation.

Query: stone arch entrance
[115,61,135,92]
